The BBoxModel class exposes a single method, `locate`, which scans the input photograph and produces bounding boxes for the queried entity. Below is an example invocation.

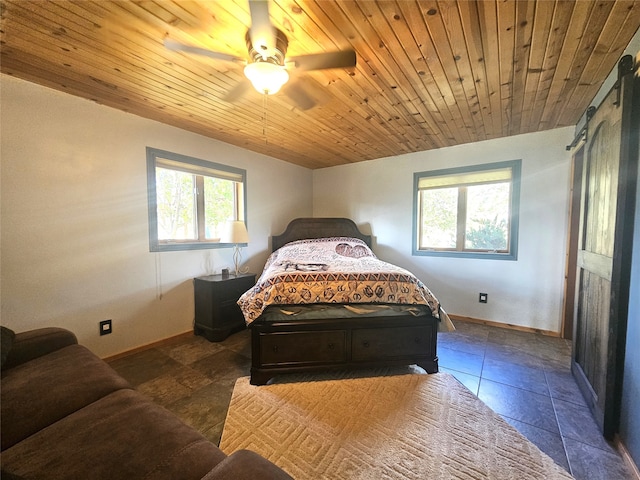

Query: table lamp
[222,221,249,276]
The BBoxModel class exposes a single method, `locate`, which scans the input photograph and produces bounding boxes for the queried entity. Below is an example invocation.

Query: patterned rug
[220,371,574,479]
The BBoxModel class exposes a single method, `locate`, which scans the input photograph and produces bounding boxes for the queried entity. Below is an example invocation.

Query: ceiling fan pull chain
[263,93,268,144]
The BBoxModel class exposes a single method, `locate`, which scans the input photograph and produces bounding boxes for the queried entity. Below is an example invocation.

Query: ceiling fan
[164,0,357,110]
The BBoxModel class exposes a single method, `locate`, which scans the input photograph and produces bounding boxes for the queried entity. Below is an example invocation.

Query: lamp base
[233,245,242,276]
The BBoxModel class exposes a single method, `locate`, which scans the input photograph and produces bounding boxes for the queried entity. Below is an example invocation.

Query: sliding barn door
[572,55,639,439]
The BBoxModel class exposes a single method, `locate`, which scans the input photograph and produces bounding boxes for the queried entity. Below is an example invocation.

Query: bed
[239,218,454,385]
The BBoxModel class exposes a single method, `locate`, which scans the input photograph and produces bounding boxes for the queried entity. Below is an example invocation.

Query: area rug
[220,371,574,479]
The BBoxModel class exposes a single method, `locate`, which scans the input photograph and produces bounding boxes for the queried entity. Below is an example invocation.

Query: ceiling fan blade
[164,38,245,64]
[288,50,357,72]
[248,0,276,59]
[222,79,253,103]
[282,82,317,111]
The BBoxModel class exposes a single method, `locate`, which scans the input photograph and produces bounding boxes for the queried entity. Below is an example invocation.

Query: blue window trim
[412,159,521,261]
[146,147,247,252]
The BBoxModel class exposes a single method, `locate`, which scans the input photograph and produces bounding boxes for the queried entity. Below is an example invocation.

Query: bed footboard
[249,315,438,385]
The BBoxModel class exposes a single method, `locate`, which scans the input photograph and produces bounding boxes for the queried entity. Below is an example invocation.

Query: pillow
[335,242,374,258]
[1,326,16,368]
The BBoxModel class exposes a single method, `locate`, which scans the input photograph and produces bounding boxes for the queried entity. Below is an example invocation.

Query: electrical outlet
[479,293,488,303]
[99,319,112,336]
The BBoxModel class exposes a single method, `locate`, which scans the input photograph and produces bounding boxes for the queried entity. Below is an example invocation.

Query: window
[413,159,521,260]
[146,147,247,252]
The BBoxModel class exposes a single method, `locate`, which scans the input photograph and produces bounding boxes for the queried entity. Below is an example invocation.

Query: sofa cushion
[1,344,131,450]
[2,327,78,370]
[1,326,15,367]
[1,389,227,480]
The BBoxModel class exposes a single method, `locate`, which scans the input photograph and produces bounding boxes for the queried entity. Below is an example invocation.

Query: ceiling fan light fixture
[244,61,289,95]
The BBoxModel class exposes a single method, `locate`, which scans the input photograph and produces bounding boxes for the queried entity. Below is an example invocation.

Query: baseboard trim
[447,314,561,337]
[102,330,194,362]
[615,435,640,480]
[103,316,561,362]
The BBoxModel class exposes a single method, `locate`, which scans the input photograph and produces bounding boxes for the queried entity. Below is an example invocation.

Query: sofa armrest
[201,450,293,480]
[2,327,78,370]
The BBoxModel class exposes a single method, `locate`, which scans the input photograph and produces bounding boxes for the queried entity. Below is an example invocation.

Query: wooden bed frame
[249,218,439,385]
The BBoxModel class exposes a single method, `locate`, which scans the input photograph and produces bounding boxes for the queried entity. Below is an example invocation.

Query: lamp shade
[221,221,249,244]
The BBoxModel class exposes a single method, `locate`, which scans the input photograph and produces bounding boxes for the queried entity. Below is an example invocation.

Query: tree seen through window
[413,160,520,260]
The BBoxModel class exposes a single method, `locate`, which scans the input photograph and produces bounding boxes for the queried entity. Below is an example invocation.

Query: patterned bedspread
[238,237,444,324]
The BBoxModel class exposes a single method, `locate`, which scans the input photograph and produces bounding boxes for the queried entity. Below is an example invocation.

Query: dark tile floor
[438,321,634,480]
[108,321,635,480]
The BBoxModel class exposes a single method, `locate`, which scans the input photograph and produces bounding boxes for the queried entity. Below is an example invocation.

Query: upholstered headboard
[271,218,372,252]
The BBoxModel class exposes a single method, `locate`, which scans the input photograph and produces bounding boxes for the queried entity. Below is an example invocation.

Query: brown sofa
[0,327,292,480]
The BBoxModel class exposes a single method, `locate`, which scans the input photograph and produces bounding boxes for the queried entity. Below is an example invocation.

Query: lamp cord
[155,252,163,300]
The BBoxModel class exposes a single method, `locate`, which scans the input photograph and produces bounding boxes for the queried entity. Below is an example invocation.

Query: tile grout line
[545,368,575,477]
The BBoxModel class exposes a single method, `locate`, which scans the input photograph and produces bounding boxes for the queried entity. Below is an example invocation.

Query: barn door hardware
[614,55,634,107]
[566,106,596,151]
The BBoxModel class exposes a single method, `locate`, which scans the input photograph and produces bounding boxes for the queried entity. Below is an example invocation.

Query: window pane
[419,187,457,249]
[413,160,520,259]
[147,147,247,251]
[203,176,235,240]
[156,167,196,240]
[465,182,510,251]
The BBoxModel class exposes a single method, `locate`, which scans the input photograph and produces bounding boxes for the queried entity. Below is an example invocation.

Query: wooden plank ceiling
[1,1,639,169]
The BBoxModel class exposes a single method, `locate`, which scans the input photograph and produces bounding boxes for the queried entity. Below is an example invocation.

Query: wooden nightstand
[193,273,256,342]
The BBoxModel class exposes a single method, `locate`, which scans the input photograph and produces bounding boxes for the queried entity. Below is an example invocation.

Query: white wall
[0,75,313,358]
[313,127,574,333]
[0,72,581,351]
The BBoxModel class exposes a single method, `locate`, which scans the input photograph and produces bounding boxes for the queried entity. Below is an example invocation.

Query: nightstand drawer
[212,277,255,300]
[193,273,255,342]
[259,331,346,366]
